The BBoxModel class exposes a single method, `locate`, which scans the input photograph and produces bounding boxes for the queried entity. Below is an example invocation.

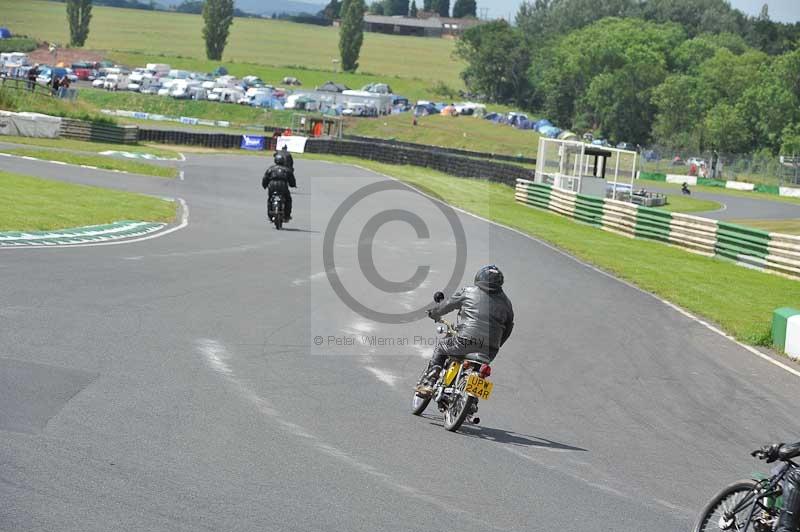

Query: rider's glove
[752,444,782,463]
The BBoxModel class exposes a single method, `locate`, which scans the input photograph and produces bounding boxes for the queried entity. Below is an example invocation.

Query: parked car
[687,157,706,167]
[92,76,106,88]
[282,76,301,86]
[36,67,68,86]
[616,142,635,151]
[71,62,95,80]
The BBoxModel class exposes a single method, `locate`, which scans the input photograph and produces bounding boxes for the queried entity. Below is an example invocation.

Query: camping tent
[0,28,12,39]
[317,81,349,93]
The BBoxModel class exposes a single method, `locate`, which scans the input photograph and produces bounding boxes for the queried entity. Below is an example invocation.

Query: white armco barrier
[726,181,755,191]
[780,187,800,198]
[666,174,697,185]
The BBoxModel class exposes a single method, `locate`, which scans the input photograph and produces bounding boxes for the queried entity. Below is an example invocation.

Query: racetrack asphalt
[2,153,800,532]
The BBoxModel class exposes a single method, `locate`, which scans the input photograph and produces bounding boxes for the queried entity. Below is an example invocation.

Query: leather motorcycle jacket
[429,283,514,352]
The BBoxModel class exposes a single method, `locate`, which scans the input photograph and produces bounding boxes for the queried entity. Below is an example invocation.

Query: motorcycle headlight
[436,325,446,335]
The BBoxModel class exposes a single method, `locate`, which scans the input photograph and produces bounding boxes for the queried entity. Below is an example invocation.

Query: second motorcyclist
[416,265,515,396]
[262,151,296,221]
[755,441,800,532]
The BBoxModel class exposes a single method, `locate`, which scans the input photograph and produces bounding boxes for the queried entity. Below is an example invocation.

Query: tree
[704,103,751,153]
[368,1,384,14]
[431,0,449,17]
[202,0,234,60]
[409,0,418,17]
[66,0,93,47]
[423,0,433,11]
[651,75,706,150]
[452,0,476,18]
[339,0,365,72]
[322,0,342,20]
[455,20,531,105]
[386,0,409,16]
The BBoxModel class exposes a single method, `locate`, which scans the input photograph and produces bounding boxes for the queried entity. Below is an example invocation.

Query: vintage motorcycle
[268,192,285,230]
[693,446,798,532]
[411,291,495,433]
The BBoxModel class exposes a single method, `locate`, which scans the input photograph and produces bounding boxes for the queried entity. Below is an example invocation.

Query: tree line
[325,0,476,18]
[456,0,800,155]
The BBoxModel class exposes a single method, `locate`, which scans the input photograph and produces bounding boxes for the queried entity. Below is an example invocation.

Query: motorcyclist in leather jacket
[262,151,296,220]
[757,441,800,532]
[417,265,514,395]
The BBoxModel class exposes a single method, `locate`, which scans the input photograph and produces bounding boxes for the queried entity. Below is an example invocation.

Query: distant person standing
[51,75,60,96]
[27,64,39,91]
[57,75,70,98]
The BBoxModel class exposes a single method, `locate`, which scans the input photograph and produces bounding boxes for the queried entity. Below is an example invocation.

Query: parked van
[104,73,130,91]
[168,69,190,80]
[0,52,29,67]
[145,63,170,77]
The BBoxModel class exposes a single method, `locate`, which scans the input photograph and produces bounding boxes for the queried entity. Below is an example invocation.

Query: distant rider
[417,265,515,396]
[262,151,296,221]
[755,441,800,532]
[278,144,294,170]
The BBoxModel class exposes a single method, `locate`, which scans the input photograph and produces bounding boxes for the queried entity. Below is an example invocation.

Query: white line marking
[342,162,800,380]
[193,338,488,523]
[364,366,399,387]
[0,198,190,250]
[179,170,184,181]
[178,152,186,162]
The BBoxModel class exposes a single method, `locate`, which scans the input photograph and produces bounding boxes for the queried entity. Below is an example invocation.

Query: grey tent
[317,81,349,93]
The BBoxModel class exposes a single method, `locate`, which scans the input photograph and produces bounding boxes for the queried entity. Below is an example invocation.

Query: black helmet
[274,152,287,166]
[474,264,504,293]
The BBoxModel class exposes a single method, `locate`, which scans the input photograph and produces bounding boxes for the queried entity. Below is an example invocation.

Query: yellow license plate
[465,374,493,400]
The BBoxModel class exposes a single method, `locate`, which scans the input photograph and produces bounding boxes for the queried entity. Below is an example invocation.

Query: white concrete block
[785,314,800,360]
[725,181,755,191]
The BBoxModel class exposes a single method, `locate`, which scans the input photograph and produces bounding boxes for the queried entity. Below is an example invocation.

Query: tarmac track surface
[1,153,799,532]
[644,183,800,220]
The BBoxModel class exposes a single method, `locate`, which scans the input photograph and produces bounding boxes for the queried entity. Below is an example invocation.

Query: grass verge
[656,194,723,213]
[300,153,800,346]
[0,135,179,159]
[730,219,800,236]
[4,148,178,178]
[0,171,176,231]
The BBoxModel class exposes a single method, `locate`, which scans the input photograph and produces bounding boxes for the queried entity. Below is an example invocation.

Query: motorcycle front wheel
[443,376,476,432]
[693,480,759,532]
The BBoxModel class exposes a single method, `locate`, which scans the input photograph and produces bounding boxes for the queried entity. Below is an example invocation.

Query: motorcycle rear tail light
[479,364,492,378]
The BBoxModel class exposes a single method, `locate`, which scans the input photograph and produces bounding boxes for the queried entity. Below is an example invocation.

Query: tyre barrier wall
[304,138,533,186]
[515,179,800,279]
[342,134,538,166]
[138,127,246,149]
[60,119,138,144]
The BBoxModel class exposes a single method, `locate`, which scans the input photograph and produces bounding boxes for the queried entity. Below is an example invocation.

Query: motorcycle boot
[414,365,441,397]
[776,467,800,532]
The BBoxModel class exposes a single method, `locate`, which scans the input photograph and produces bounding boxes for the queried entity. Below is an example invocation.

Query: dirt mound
[27,46,107,67]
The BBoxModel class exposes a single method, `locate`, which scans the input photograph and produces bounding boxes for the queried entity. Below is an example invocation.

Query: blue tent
[0,28,12,39]
[533,119,552,132]
[539,125,562,138]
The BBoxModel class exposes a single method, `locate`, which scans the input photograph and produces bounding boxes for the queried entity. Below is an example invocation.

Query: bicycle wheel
[693,480,759,532]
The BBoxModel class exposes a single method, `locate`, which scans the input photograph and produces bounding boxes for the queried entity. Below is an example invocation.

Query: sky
[485,0,800,23]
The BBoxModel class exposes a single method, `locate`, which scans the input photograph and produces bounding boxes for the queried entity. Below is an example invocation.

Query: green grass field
[5,148,178,178]
[347,113,541,158]
[3,0,463,93]
[0,134,179,158]
[0,171,176,231]
[299,153,800,346]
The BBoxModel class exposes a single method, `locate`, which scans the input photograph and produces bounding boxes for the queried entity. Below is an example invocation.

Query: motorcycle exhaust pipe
[471,417,480,425]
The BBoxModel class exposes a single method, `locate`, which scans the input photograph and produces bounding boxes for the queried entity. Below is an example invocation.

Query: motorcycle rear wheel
[443,376,477,432]
[693,480,760,532]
